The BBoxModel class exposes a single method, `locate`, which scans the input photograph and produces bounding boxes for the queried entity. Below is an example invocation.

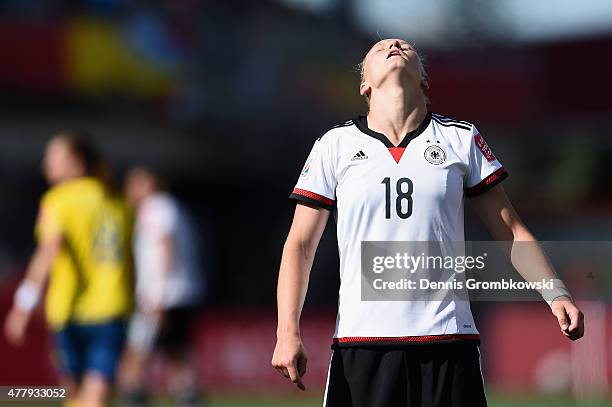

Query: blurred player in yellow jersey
[4,131,133,407]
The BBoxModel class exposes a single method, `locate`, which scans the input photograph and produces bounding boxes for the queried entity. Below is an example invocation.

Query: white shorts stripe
[322,351,334,407]
[477,346,488,404]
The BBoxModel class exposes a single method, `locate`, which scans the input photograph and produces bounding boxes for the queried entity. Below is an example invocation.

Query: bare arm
[469,184,557,281]
[24,236,63,287]
[160,235,174,278]
[4,235,62,346]
[150,234,174,313]
[469,185,584,340]
[277,203,330,336]
[272,202,330,390]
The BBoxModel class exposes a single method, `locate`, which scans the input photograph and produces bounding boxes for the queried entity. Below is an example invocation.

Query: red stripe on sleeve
[291,188,335,207]
[464,167,508,197]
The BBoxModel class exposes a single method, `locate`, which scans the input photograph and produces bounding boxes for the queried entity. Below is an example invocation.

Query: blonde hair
[357,44,430,108]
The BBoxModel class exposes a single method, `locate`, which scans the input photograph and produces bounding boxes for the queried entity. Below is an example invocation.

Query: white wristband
[14,281,40,312]
[542,278,572,308]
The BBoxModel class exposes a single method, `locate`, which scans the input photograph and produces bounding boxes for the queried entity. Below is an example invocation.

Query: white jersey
[134,193,203,309]
[290,112,507,345]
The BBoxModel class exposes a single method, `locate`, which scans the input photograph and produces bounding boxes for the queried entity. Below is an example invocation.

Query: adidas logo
[351,150,368,161]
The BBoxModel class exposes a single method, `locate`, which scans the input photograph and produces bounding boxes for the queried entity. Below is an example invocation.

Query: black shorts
[324,342,487,407]
[156,306,197,355]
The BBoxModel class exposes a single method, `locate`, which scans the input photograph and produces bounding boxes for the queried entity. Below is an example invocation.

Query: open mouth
[387,50,404,59]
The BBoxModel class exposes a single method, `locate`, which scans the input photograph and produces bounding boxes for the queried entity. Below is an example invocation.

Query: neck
[367,84,427,145]
[60,172,86,183]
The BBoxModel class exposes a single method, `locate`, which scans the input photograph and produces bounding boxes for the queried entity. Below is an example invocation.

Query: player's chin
[386,57,408,68]
[381,63,410,80]
[392,62,421,79]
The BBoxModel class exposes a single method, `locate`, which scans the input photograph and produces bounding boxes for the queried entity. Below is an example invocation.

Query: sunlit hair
[356,42,430,108]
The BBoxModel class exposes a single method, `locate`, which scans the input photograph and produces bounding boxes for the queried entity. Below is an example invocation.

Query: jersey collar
[353,111,432,148]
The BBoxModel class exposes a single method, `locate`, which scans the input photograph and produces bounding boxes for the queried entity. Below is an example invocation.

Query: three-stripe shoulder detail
[431,113,472,131]
[317,120,354,141]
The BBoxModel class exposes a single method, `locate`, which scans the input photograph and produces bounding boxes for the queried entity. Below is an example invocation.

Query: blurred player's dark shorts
[128,306,197,357]
[156,306,197,355]
[54,318,127,382]
[324,342,487,407]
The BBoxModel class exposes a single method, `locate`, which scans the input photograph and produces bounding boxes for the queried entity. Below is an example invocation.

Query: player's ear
[420,79,429,93]
[360,81,371,98]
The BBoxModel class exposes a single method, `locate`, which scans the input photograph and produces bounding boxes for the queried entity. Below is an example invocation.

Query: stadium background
[0,0,611,405]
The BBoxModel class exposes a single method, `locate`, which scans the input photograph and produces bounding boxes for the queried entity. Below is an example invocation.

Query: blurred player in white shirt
[121,166,204,407]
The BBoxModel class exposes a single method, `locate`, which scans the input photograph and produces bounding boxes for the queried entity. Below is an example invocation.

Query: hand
[551,296,584,341]
[271,333,308,390]
[4,306,32,347]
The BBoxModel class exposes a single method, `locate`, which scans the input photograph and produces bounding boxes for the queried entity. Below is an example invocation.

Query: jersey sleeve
[142,197,178,241]
[464,125,508,197]
[289,136,337,210]
[35,192,64,243]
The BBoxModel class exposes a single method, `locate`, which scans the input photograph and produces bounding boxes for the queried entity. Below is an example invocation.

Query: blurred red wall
[1,282,610,394]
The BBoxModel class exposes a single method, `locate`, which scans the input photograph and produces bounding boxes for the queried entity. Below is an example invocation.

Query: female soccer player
[272,39,584,406]
[4,132,133,407]
[120,166,203,406]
